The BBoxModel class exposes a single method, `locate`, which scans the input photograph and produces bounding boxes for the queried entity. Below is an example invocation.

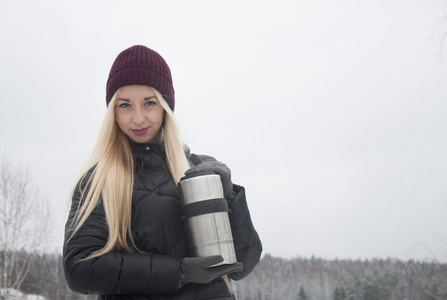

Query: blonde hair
[68,87,190,260]
[153,88,191,183]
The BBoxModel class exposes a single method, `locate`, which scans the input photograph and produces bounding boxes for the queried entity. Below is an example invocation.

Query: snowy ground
[0,289,46,300]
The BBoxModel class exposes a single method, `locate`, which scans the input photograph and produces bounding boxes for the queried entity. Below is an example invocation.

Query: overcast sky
[1,0,447,263]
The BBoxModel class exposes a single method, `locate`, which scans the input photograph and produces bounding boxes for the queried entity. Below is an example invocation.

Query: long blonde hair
[68,87,190,260]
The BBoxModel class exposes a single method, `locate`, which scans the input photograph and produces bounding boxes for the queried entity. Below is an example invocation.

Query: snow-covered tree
[0,161,51,297]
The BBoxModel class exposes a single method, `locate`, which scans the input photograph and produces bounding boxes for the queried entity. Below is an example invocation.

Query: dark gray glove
[180,256,243,286]
[185,157,233,199]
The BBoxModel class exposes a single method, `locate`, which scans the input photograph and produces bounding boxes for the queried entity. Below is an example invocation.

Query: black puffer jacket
[63,144,262,299]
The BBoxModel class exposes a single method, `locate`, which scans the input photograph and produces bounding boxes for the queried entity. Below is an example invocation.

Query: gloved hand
[185,155,233,199]
[180,256,243,286]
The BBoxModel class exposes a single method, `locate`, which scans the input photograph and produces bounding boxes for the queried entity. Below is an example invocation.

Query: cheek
[158,114,165,126]
[114,112,126,130]
[153,109,165,126]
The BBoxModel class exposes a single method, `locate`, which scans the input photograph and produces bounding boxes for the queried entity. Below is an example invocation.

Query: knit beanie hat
[106,45,175,111]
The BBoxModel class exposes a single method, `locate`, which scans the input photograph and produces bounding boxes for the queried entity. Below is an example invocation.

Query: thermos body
[179,173,237,266]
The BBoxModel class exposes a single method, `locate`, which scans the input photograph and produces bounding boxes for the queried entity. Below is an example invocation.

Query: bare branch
[0,160,52,291]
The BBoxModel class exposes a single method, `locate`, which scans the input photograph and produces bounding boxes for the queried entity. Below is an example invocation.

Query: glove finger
[186,162,225,176]
[184,165,207,175]
[189,154,203,166]
[209,263,244,277]
[198,255,224,268]
[222,262,243,274]
[184,164,212,176]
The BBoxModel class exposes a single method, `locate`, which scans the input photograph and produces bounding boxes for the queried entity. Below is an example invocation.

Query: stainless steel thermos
[179,172,237,266]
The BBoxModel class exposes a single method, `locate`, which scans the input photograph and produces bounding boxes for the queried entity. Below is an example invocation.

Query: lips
[131,128,149,136]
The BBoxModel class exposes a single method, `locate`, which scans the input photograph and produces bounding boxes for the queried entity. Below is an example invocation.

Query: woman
[63,45,262,300]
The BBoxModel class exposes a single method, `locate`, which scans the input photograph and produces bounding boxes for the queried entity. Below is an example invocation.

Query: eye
[119,103,131,108]
[144,101,157,106]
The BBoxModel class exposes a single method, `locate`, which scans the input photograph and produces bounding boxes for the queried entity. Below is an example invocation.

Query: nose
[132,107,145,125]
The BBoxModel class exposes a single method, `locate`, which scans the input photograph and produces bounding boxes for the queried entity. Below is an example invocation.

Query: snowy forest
[1,251,447,299]
[232,254,447,300]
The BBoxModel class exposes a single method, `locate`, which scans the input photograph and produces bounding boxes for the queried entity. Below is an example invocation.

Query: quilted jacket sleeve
[63,173,182,295]
[227,184,262,280]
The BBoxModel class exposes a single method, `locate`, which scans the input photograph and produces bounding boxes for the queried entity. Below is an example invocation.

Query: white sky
[1,0,447,262]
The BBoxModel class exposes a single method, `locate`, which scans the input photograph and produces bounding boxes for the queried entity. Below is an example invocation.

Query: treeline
[0,250,89,300]
[2,251,447,299]
[232,253,447,300]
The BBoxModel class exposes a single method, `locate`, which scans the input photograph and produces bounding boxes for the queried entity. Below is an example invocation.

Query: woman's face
[115,85,165,144]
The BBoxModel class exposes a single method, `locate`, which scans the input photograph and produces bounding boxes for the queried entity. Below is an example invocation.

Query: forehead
[119,85,155,98]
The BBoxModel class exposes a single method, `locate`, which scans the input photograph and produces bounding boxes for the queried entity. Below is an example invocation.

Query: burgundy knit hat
[106,45,175,111]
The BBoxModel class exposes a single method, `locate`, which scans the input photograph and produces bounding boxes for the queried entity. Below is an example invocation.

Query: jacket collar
[130,142,165,157]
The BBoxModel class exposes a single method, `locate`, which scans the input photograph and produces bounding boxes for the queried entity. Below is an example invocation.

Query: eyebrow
[117,96,157,102]
[144,96,158,101]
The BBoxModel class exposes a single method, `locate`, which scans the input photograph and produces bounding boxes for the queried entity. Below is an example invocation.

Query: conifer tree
[333,286,347,300]
[298,286,308,300]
